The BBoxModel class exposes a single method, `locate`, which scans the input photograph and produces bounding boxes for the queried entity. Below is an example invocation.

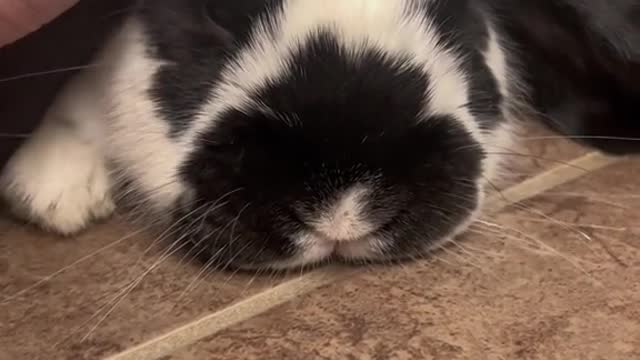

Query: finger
[0,0,79,46]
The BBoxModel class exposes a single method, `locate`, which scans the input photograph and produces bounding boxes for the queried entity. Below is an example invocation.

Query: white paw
[0,123,115,235]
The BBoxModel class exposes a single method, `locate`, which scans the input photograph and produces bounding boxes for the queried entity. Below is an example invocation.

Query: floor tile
[0,217,290,360]
[169,160,640,360]
[0,124,593,359]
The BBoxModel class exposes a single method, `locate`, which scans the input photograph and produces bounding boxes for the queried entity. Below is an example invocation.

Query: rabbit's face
[108,0,512,269]
[178,43,486,269]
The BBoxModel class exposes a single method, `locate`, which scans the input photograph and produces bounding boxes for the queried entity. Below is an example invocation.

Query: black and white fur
[1,0,638,270]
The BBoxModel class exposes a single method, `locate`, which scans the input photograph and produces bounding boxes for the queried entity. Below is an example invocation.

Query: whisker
[124,199,212,271]
[2,180,197,306]
[535,192,633,210]
[504,215,631,232]
[503,202,626,268]
[424,247,460,267]
[510,202,596,243]
[52,225,199,348]
[484,151,589,172]
[501,209,629,268]
[439,245,500,281]
[174,201,232,267]
[78,220,204,342]
[176,202,251,302]
[474,220,603,284]
[456,241,507,260]
[520,135,640,142]
[55,204,212,346]
[0,133,31,139]
[240,266,265,295]
[451,239,506,263]
[220,243,252,284]
[0,64,100,82]
[542,191,640,199]
[0,225,150,304]
[175,231,233,304]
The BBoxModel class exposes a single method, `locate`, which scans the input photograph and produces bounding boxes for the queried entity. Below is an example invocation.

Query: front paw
[0,130,115,235]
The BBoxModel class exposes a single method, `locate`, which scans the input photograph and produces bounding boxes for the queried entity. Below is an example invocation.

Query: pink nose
[314,214,375,241]
[310,186,375,241]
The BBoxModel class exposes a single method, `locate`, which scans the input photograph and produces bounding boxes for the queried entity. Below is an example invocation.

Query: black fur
[136,0,640,269]
[425,0,505,130]
[137,0,283,136]
[488,0,640,154]
[180,32,483,267]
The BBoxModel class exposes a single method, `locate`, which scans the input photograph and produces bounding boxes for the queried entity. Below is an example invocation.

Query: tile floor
[1,125,638,360]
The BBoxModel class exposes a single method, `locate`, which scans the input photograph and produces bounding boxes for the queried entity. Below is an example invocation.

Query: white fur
[100,20,187,210]
[335,236,388,260]
[483,27,510,100]
[188,0,481,148]
[268,233,336,270]
[0,62,113,234]
[268,233,387,269]
[311,185,374,241]
[0,19,185,234]
[479,26,519,186]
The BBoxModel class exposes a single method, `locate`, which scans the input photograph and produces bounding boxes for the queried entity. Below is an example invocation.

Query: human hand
[0,0,79,47]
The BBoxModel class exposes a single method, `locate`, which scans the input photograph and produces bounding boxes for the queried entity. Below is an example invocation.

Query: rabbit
[1,0,638,270]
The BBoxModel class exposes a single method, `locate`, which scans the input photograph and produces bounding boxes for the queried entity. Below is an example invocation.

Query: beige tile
[0,217,290,360]
[168,160,640,360]
[0,125,592,360]
[495,123,588,188]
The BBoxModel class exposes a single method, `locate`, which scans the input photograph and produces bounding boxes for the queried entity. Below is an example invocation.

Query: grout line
[105,267,358,360]
[104,151,620,360]
[484,151,620,212]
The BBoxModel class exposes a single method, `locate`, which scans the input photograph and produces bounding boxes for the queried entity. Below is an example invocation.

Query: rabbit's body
[2,0,638,270]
